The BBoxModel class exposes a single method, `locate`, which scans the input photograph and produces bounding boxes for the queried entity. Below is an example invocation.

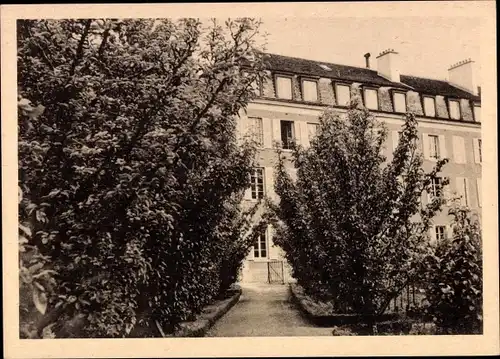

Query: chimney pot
[364,53,371,68]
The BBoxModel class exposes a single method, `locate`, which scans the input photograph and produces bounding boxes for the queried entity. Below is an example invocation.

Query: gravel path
[205,283,334,337]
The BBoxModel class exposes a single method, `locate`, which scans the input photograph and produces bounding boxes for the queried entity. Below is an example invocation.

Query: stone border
[164,287,242,337]
[290,283,399,327]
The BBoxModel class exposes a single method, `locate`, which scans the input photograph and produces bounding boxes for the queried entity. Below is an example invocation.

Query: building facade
[238,50,482,284]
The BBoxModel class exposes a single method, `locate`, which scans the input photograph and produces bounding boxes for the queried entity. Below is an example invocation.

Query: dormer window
[364,88,379,110]
[336,83,351,106]
[393,91,407,113]
[275,75,293,100]
[473,105,481,123]
[449,99,461,120]
[423,96,436,117]
[302,79,318,102]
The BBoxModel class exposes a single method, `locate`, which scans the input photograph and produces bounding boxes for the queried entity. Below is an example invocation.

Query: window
[364,88,378,110]
[456,177,469,206]
[476,178,482,207]
[336,84,351,106]
[430,177,442,199]
[423,97,436,117]
[473,138,482,163]
[302,80,318,102]
[280,120,295,150]
[449,100,461,120]
[428,135,441,160]
[251,79,261,96]
[435,226,447,242]
[452,136,466,164]
[473,105,481,123]
[276,76,293,99]
[393,92,407,113]
[307,123,319,141]
[250,168,265,199]
[253,227,267,258]
[248,117,264,146]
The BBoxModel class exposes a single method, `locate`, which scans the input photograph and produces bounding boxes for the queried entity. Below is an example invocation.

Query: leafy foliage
[18,18,266,337]
[270,98,448,322]
[424,205,482,334]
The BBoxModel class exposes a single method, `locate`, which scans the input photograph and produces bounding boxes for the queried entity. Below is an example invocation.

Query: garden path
[205,283,334,337]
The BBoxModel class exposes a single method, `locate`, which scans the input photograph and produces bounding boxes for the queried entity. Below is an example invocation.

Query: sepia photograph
[2,1,498,358]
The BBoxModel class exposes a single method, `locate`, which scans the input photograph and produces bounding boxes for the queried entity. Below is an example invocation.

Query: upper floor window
[364,88,378,110]
[336,83,351,106]
[308,123,319,141]
[456,177,470,206]
[428,134,441,160]
[248,117,264,147]
[251,78,262,96]
[250,168,265,200]
[473,105,481,123]
[280,120,295,150]
[473,138,482,163]
[276,76,293,100]
[435,225,447,242]
[430,177,443,199]
[302,79,318,102]
[423,96,436,117]
[449,99,461,120]
[393,92,407,113]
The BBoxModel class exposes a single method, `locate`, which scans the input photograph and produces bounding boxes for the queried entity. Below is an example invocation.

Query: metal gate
[267,260,285,284]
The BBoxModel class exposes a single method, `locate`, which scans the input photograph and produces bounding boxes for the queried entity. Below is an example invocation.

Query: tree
[18,18,266,337]
[424,204,482,334]
[270,98,448,327]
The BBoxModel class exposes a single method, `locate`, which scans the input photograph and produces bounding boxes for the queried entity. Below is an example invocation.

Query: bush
[424,205,482,334]
[18,18,266,337]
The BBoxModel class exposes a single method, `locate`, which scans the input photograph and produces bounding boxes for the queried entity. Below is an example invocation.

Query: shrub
[424,205,482,334]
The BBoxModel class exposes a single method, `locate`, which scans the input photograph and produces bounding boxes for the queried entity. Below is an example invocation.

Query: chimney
[364,53,371,69]
[448,58,477,95]
[376,48,400,82]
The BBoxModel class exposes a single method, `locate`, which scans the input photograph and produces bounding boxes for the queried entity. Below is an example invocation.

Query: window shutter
[476,178,482,207]
[392,131,399,153]
[272,119,282,147]
[262,118,272,148]
[264,166,274,200]
[464,177,471,207]
[422,133,430,159]
[473,138,481,163]
[438,134,447,159]
[299,122,309,148]
[447,224,454,241]
[456,176,466,206]
[442,176,451,204]
[452,136,466,164]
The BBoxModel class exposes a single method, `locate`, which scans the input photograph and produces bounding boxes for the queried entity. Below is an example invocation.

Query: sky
[260,17,481,84]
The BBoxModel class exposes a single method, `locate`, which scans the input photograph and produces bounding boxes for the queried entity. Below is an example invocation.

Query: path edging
[165,287,242,337]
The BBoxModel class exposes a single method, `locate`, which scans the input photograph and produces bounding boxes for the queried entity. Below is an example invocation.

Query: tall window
[364,88,378,110]
[474,105,481,123]
[253,227,267,258]
[276,76,293,99]
[280,120,295,149]
[449,100,461,120]
[428,134,440,159]
[308,123,319,141]
[423,96,436,117]
[430,177,442,199]
[302,80,318,102]
[452,136,466,164]
[250,168,265,199]
[435,225,447,242]
[456,177,469,206]
[336,84,351,106]
[393,92,407,113]
[248,117,263,147]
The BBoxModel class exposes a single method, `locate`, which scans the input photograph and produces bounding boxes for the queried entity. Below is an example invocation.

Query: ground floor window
[253,227,268,258]
[435,225,447,242]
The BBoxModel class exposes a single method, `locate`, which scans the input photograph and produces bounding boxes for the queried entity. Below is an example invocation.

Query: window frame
[363,87,379,110]
[274,74,294,100]
[448,98,462,120]
[335,82,351,107]
[250,167,265,200]
[422,95,437,117]
[435,225,447,242]
[301,78,320,103]
[428,134,441,160]
[253,226,268,259]
[430,176,443,199]
[280,120,295,150]
[392,91,408,113]
[473,104,481,123]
